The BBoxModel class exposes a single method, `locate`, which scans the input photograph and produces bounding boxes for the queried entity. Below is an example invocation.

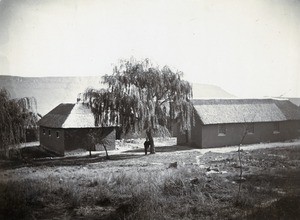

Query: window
[273,122,280,134]
[56,131,59,138]
[218,124,226,136]
[42,129,46,135]
[246,123,254,134]
[48,130,51,136]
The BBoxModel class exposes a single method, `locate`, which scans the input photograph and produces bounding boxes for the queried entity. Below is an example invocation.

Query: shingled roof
[192,99,300,125]
[38,103,96,128]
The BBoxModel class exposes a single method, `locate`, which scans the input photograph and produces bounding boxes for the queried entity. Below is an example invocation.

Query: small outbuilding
[177,99,300,148]
[38,103,117,155]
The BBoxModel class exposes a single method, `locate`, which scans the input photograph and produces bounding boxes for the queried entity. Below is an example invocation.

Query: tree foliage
[84,58,193,153]
[0,88,38,157]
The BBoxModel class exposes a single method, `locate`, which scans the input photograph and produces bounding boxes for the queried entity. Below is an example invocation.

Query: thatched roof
[38,103,97,128]
[192,99,300,125]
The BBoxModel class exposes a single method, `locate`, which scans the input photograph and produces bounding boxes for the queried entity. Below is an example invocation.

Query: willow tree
[84,58,193,154]
[0,88,38,157]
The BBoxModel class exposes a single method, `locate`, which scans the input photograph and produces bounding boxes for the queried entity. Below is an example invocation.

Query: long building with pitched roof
[177,99,300,148]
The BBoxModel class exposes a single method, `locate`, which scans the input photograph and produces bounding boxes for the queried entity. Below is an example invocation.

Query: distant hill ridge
[191,83,234,99]
[0,75,105,115]
[0,75,235,115]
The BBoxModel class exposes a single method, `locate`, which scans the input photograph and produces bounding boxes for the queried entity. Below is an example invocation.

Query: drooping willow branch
[84,58,193,154]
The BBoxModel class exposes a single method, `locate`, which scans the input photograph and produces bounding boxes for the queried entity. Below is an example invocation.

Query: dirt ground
[0,138,300,219]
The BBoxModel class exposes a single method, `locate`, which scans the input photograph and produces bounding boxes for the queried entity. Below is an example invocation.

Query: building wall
[190,114,202,147]
[39,126,65,155]
[200,120,300,148]
[64,127,116,151]
[278,120,300,140]
[94,128,116,151]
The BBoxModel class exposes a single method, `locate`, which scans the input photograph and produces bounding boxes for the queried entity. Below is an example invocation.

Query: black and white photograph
[0,0,300,219]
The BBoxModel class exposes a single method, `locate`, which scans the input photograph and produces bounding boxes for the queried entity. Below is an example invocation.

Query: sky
[0,0,300,98]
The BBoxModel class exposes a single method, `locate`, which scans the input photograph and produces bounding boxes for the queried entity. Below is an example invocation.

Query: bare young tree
[84,58,193,154]
[236,126,247,201]
[88,129,111,159]
[236,115,256,203]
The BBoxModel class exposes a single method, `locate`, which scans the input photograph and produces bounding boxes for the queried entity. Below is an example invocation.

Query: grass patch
[2,166,297,219]
[0,167,237,219]
[0,145,299,219]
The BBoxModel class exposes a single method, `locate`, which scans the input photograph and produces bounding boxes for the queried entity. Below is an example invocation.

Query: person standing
[144,139,151,155]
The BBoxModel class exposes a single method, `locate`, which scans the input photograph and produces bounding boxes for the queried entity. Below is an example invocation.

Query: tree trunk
[103,144,110,159]
[146,129,155,154]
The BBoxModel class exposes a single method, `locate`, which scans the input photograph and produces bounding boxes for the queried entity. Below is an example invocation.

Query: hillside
[0,75,234,115]
[277,97,300,107]
[0,75,104,115]
[192,83,235,99]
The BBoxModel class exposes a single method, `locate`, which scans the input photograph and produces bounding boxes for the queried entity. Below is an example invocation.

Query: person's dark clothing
[144,140,151,155]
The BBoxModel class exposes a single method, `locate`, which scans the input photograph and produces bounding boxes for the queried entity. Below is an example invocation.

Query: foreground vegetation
[0,143,299,219]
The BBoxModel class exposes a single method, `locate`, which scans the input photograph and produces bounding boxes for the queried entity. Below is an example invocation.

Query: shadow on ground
[0,145,195,169]
[0,153,144,169]
[124,145,194,153]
